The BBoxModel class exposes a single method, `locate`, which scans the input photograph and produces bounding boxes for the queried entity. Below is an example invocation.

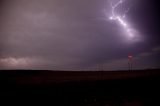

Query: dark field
[0,69,160,105]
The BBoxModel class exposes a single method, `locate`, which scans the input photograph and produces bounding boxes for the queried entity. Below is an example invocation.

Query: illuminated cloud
[107,0,141,42]
[0,57,33,68]
[0,0,159,70]
[0,57,51,69]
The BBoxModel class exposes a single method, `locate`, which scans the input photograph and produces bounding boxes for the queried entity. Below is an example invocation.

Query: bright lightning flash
[108,0,140,42]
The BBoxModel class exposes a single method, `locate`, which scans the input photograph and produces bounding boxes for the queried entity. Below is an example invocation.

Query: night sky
[0,0,160,70]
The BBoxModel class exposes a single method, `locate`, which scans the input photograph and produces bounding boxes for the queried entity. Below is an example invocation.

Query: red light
[128,55,133,58]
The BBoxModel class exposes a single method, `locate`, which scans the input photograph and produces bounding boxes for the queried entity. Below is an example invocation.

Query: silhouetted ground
[0,69,160,105]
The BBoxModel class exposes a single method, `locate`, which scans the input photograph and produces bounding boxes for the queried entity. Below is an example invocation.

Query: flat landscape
[0,69,159,105]
[0,69,159,84]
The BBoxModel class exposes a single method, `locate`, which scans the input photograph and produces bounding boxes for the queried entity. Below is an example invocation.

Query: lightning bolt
[108,0,141,42]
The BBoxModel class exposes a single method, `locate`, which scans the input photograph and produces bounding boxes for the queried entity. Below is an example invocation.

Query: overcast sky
[0,0,160,70]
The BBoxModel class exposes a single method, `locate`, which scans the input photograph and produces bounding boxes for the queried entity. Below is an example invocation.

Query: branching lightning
[108,0,141,42]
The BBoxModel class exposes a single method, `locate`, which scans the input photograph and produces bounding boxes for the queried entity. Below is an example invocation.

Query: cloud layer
[0,0,160,70]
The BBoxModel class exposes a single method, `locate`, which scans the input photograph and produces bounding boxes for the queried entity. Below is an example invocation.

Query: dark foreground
[0,69,160,105]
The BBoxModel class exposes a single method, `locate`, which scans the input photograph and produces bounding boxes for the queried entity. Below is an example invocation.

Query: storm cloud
[0,0,160,70]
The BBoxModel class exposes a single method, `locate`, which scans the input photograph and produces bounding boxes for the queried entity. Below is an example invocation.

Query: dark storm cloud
[128,0,160,46]
[0,0,159,70]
